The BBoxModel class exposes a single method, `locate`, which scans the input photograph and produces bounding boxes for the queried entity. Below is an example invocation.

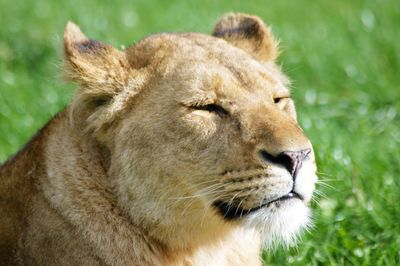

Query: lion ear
[212,13,279,62]
[63,21,129,93]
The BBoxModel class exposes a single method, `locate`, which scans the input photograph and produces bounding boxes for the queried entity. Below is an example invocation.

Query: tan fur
[0,13,317,265]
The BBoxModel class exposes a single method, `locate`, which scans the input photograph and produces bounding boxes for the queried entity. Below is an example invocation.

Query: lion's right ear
[64,22,136,137]
[64,22,129,94]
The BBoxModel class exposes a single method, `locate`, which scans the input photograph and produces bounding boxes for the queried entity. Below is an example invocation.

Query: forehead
[152,33,289,98]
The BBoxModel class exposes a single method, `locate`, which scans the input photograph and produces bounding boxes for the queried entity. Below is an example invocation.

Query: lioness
[0,13,317,265]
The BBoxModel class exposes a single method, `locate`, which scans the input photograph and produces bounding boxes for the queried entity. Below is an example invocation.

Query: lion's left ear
[212,13,279,62]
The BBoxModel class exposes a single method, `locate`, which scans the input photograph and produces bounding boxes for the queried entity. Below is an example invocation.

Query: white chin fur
[244,200,311,249]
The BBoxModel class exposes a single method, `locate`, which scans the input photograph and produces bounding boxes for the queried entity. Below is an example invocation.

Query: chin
[244,199,312,249]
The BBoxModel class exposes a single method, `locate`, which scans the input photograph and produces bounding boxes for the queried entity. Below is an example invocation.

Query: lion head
[64,13,317,250]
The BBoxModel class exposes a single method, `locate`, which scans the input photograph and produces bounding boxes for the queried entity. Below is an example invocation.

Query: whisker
[172,183,225,200]
[228,191,243,205]
[316,171,332,176]
[191,178,223,187]
[311,195,321,206]
[258,193,265,209]
[316,177,338,182]
[235,198,246,217]
[316,180,337,191]
[200,199,215,227]
[221,191,243,217]
[313,189,327,200]
[178,190,225,216]
[164,182,226,217]
[178,184,227,216]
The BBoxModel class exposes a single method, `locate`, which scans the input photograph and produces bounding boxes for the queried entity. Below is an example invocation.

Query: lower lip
[267,192,303,205]
[214,192,302,219]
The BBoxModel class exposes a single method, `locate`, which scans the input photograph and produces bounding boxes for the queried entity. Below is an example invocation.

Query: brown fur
[0,13,317,265]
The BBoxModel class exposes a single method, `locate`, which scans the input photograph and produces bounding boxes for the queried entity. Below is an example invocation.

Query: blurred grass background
[0,0,399,265]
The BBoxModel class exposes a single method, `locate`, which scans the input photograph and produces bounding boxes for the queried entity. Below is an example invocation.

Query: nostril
[260,149,311,179]
[276,153,295,176]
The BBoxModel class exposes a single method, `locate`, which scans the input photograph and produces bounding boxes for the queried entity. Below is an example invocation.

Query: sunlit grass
[0,0,399,264]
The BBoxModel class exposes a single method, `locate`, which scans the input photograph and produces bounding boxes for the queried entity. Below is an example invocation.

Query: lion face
[64,14,317,248]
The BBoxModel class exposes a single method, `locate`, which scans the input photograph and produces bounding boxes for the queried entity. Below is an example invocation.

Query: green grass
[1,0,399,264]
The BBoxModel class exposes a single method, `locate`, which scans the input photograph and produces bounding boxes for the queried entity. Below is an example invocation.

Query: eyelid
[191,103,229,117]
[274,96,291,103]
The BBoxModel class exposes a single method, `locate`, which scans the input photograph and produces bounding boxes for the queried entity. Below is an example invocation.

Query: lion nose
[260,149,311,179]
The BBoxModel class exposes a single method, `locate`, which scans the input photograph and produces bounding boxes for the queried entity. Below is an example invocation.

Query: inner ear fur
[212,13,279,62]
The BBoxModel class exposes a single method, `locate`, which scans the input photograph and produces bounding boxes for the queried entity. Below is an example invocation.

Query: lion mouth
[213,191,303,220]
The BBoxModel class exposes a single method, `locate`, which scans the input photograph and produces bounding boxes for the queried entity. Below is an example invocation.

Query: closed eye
[192,104,229,117]
[274,97,289,104]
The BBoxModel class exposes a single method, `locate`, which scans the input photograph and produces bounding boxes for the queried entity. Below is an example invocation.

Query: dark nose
[260,149,311,179]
